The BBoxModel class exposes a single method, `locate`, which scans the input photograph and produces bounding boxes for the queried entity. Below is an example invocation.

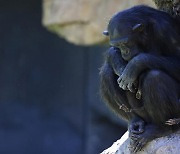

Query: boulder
[101,130,180,154]
[42,0,155,45]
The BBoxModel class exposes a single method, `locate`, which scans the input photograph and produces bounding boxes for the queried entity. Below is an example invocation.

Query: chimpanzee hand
[117,60,139,92]
[165,118,180,125]
[117,54,145,92]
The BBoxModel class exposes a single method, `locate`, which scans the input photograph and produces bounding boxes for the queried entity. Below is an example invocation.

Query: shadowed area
[0,0,126,154]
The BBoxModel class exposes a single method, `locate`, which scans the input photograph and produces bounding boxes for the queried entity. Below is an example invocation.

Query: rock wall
[42,0,155,45]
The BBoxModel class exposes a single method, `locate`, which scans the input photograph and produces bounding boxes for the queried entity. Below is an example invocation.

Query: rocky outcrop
[42,0,155,45]
[101,131,180,154]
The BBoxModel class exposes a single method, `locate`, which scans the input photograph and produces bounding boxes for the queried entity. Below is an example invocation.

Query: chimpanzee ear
[103,30,109,36]
[132,23,144,32]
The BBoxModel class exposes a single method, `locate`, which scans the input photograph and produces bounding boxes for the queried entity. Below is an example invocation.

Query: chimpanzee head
[103,5,180,60]
[103,10,148,61]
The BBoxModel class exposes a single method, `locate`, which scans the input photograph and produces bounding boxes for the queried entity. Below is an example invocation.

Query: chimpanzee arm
[131,53,180,81]
[107,47,127,76]
[118,53,180,91]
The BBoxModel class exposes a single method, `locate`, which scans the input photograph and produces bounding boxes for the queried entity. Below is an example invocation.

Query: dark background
[0,0,126,153]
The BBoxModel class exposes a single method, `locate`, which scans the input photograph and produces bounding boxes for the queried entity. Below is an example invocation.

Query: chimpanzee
[100,5,180,152]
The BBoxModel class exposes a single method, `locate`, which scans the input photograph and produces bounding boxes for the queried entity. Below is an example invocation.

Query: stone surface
[42,0,155,45]
[152,0,174,15]
[101,130,180,154]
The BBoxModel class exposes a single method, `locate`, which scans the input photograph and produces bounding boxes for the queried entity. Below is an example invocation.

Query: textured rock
[101,130,180,154]
[152,0,174,15]
[42,0,155,45]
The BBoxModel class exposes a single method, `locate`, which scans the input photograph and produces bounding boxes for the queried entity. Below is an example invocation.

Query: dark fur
[100,5,180,152]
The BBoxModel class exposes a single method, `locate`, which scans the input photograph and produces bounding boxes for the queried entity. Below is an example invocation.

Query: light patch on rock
[42,0,155,45]
[101,130,180,154]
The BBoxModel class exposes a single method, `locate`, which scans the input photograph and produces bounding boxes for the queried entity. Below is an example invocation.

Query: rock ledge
[101,130,180,154]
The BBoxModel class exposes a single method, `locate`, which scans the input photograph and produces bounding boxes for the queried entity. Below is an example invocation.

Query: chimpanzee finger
[134,143,142,153]
[165,122,173,125]
[165,119,175,125]
[117,76,122,84]
[117,77,121,84]
[121,84,128,90]
[118,82,123,89]
[130,135,140,141]
[130,137,138,141]
[127,83,133,92]
[130,133,140,140]
[134,139,145,153]
[118,79,124,89]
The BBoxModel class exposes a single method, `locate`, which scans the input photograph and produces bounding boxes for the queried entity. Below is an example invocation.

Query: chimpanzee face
[103,22,144,61]
[104,28,139,61]
[110,35,134,61]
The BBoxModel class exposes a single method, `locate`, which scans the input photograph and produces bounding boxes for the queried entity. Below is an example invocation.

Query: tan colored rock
[101,131,180,154]
[42,0,155,45]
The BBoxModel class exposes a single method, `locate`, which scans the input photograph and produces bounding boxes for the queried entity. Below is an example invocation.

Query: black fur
[100,5,180,152]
